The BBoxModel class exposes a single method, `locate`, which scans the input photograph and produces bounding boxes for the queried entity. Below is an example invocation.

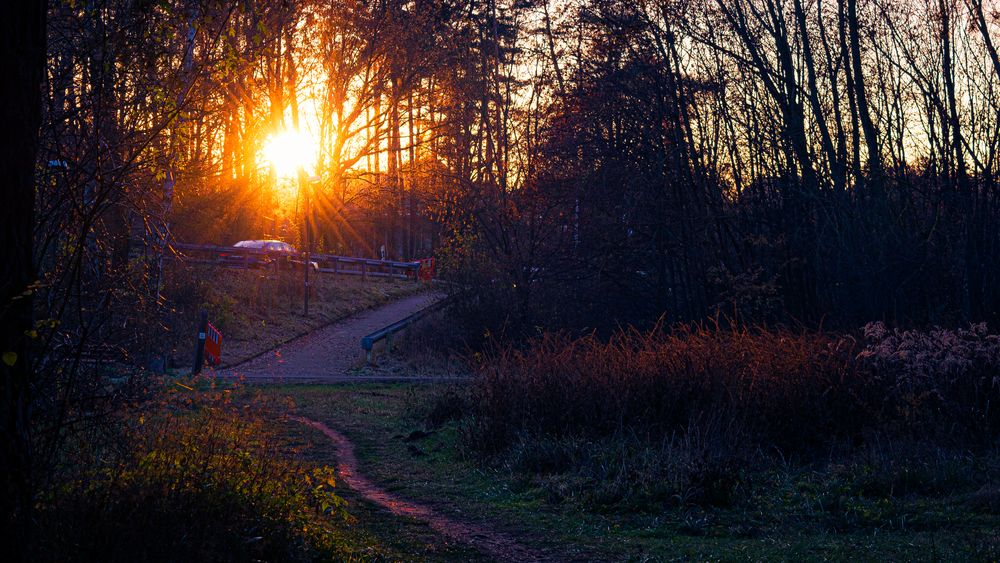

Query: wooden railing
[169,242,423,280]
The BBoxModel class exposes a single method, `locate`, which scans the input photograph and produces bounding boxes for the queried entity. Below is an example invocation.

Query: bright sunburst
[262,129,317,178]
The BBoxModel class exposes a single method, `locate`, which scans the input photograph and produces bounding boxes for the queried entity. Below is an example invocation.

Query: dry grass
[161,263,427,368]
[33,379,360,562]
[468,324,870,456]
[459,322,1000,512]
[468,323,1000,456]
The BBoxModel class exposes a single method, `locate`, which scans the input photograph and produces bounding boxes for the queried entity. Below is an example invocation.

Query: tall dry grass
[467,323,1000,457]
[458,323,1000,511]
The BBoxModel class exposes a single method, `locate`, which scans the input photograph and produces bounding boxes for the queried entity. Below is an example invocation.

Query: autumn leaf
[2,352,17,367]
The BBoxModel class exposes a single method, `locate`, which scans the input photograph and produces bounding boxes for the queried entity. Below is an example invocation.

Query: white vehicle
[219,240,318,270]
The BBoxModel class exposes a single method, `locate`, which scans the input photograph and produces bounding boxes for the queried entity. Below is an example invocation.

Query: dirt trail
[221,292,544,558]
[215,291,446,382]
[293,416,547,562]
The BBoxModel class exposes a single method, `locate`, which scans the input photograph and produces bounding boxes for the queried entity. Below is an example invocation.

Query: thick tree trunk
[846,0,882,189]
[0,1,46,559]
[794,0,843,192]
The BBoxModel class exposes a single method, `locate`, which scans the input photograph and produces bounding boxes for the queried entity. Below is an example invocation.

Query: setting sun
[11,1,1000,560]
[262,129,317,178]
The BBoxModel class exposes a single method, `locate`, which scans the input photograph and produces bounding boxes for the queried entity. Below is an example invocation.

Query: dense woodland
[31,0,1000,334]
[5,0,1000,559]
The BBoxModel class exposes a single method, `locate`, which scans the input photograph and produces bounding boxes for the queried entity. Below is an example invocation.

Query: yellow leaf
[2,352,17,367]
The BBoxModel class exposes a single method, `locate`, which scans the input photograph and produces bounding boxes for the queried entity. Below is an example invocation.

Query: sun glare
[262,130,317,178]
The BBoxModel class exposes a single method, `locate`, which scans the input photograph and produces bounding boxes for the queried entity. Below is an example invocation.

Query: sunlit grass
[263,383,1000,561]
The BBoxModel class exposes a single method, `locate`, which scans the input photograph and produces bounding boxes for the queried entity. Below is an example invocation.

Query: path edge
[218,288,444,371]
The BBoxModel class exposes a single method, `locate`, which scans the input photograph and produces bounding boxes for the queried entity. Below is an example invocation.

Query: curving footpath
[215,291,449,383]
[293,416,547,562]
[214,292,545,559]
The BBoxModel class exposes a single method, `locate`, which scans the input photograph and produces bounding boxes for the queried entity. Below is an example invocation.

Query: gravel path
[215,291,446,382]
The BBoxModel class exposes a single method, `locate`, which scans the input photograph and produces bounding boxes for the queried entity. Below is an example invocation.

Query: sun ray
[262,130,318,179]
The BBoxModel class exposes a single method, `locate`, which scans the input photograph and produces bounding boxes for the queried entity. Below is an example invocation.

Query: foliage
[463,323,1000,510]
[17,0,1000,555]
[467,324,869,455]
[32,381,353,562]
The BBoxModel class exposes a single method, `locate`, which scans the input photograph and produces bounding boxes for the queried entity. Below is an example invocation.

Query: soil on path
[215,291,446,382]
[292,416,547,562]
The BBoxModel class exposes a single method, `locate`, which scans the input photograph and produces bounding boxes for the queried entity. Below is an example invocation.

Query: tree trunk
[0,1,46,559]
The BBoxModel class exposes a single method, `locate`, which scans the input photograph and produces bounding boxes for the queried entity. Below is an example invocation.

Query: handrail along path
[361,296,452,363]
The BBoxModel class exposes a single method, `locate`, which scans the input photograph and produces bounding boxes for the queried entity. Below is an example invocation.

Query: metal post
[193,309,207,374]
[300,169,311,316]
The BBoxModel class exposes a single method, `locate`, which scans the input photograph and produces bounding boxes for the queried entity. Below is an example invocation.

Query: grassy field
[278,418,487,562]
[161,264,427,368]
[258,383,1000,562]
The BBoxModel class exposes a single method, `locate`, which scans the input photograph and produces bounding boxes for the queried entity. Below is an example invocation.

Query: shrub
[467,322,1000,458]
[467,324,870,457]
[33,381,351,562]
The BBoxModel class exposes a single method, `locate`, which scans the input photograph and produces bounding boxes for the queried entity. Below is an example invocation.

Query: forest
[3,0,1000,560]
[29,0,1000,332]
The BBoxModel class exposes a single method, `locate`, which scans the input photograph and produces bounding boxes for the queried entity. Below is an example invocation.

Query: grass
[278,419,487,562]
[348,310,473,378]
[256,383,1000,562]
[161,263,427,367]
[34,381,360,562]
[34,377,484,562]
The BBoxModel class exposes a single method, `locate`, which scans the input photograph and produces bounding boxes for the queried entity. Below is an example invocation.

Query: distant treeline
[448,0,1000,332]
[36,0,1000,341]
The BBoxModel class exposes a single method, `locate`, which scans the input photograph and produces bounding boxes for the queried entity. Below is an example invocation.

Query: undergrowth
[33,379,358,562]
[457,322,1000,515]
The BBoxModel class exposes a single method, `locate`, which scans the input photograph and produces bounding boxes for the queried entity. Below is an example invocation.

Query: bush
[467,322,1000,462]
[33,381,352,562]
[460,323,1000,514]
